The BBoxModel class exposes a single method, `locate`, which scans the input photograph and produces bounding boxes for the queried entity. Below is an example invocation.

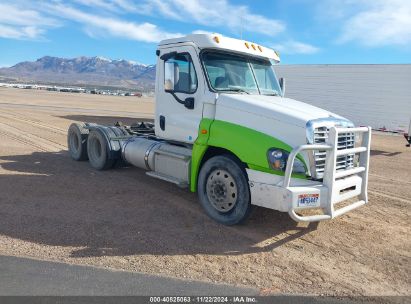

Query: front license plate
[298,193,320,207]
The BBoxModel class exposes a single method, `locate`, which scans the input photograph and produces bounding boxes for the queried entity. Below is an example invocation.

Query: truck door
[155,46,204,143]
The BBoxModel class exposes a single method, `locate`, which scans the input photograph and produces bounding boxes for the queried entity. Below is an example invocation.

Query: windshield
[202,51,282,96]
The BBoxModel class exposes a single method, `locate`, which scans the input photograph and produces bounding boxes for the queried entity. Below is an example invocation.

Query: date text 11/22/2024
[149,296,257,303]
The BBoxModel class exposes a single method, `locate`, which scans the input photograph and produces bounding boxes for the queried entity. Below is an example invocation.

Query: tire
[198,155,252,225]
[67,123,89,161]
[87,129,115,170]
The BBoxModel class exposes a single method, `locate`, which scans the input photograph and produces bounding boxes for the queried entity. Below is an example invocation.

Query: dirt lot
[0,87,409,296]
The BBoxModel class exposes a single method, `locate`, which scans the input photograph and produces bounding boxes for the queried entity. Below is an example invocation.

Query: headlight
[267,148,306,174]
[267,149,287,171]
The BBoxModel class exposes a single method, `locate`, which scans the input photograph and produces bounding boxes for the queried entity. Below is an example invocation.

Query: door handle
[159,115,165,131]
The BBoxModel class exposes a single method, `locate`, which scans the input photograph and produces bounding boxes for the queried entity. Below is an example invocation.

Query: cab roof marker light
[244,42,249,49]
[257,45,263,52]
[251,44,256,50]
[213,36,220,43]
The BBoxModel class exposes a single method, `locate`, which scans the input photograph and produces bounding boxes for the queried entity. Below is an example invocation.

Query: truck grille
[313,126,355,178]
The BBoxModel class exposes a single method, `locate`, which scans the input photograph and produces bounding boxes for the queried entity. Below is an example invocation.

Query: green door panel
[190,119,307,192]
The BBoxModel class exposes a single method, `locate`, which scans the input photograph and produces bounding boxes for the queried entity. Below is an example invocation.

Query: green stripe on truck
[190,119,307,192]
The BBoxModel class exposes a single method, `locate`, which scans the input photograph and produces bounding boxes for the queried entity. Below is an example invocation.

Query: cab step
[146,171,188,188]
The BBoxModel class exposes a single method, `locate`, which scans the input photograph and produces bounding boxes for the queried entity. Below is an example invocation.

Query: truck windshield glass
[202,51,281,96]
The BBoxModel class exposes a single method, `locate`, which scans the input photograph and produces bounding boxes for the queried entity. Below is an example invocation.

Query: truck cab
[68,33,371,225]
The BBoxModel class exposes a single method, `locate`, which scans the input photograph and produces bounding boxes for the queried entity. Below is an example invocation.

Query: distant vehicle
[68,34,371,225]
[405,119,411,147]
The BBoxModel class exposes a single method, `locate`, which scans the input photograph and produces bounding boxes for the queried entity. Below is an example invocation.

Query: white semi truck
[68,34,371,225]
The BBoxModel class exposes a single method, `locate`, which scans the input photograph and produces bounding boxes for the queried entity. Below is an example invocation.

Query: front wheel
[198,155,252,225]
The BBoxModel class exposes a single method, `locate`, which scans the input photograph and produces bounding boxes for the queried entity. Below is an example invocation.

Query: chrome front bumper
[248,126,372,222]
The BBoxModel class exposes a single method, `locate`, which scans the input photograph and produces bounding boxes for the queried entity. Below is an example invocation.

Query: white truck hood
[216,94,347,128]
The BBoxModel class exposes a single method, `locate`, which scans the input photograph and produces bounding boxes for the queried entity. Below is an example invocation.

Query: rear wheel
[87,130,115,170]
[67,123,89,161]
[198,155,252,225]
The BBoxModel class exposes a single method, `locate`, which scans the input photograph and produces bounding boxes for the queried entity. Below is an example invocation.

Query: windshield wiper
[218,88,250,94]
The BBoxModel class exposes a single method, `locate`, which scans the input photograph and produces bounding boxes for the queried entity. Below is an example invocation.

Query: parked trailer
[68,34,372,225]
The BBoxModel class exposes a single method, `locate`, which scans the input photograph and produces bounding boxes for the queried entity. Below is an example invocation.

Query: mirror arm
[167,91,184,104]
[167,91,194,109]
[166,90,194,110]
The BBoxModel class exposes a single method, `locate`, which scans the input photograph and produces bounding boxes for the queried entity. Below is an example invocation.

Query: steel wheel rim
[206,169,238,213]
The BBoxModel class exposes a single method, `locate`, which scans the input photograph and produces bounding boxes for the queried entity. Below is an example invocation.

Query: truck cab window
[202,52,258,94]
[207,66,226,88]
[251,60,281,96]
[164,53,197,94]
[202,51,281,95]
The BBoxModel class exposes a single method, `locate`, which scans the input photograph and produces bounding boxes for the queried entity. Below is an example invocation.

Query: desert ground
[0,87,409,296]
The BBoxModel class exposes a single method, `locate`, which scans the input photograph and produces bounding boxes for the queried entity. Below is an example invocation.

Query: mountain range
[0,56,156,91]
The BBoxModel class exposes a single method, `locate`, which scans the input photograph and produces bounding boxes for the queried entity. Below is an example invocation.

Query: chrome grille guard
[285,126,372,222]
[306,118,355,179]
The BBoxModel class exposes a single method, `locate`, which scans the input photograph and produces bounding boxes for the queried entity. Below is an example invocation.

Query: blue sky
[0,0,410,66]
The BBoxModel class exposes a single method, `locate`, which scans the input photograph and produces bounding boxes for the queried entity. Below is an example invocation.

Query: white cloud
[136,0,182,20]
[111,0,139,11]
[129,0,285,37]
[339,0,411,46]
[0,24,44,40]
[0,1,182,42]
[69,0,286,37]
[44,3,182,43]
[271,40,320,55]
[0,3,58,40]
[0,0,289,46]
[324,0,411,47]
[72,0,138,12]
[72,0,118,11]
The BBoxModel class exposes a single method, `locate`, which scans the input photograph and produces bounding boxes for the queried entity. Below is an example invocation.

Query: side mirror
[279,77,286,97]
[164,61,175,92]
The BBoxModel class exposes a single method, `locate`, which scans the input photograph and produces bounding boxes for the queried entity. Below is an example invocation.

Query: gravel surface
[0,255,258,296]
[0,87,410,296]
